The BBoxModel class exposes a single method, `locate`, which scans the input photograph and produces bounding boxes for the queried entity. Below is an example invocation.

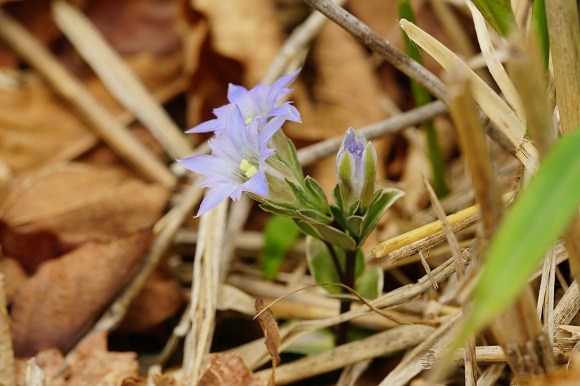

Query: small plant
[179,70,403,341]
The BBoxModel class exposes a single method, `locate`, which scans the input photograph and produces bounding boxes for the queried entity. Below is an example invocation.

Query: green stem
[336,249,357,345]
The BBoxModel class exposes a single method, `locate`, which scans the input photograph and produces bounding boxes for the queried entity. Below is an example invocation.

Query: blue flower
[188,69,301,135]
[336,128,377,210]
[179,105,286,216]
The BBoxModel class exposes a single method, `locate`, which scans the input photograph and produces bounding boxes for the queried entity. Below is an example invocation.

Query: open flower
[188,69,301,135]
[336,128,377,211]
[179,105,286,216]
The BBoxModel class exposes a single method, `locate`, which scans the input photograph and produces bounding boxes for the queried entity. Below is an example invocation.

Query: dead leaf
[14,332,138,386]
[152,373,185,386]
[119,265,184,332]
[185,0,283,127]
[198,353,264,386]
[0,74,94,173]
[121,377,147,386]
[0,256,27,304]
[0,163,169,271]
[67,332,138,386]
[255,298,280,386]
[10,230,151,356]
[14,348,67,386]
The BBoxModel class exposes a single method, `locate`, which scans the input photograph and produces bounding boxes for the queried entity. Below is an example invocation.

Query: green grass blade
[397,0,449,197]
[461,128,580,338]
[471,0,516,37]
[532,0,550,71]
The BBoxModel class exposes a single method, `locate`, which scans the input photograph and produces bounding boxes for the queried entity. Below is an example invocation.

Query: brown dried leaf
[119,265,184,332]
[185,0,283,127]
[10,230,151,356]
[198,353,264,386]
[15,332,138,386]
[0,256,27,304]
[0,75,94,173]
[14,348,68,386]
[152,373,185,386]
[255,298,280,386]
[0,163,169,271]
[67,332,138,386]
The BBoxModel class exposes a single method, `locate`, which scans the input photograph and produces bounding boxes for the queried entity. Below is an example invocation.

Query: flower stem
[336,249,357,345]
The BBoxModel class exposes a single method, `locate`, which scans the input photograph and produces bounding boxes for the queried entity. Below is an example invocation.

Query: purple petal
[227,84,248,103]
[270,104,301,123]
[197,185,237,217]
[258,116,286,156]
[242,169,269,197]
[187,118,221,133]
[268,69,300,101]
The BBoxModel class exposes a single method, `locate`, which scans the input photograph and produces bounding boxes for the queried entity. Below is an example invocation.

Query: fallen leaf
[0,256,27,304]
[0,74,94,173]
[152,373,185,386]
[67,332,138,386]
[255,298,281,386]
[185,0,283,127]
[14,332,138,386]
[0,163,169,271]
[10,230,151,356]
[119,265,184,332]
[198,353,264,386]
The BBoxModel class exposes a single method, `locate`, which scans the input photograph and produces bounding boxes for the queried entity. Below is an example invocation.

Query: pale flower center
[245,114,263,125]
[240,159,258,178]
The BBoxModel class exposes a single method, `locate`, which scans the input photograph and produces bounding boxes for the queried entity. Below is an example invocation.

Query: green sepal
[355,267,383,300]
[285,178,318,209]
[358,188,404,246]
[330,204,347,230]
[293,219,321,240]
[270,130,304,179]
[332,183,344,210]
[304,176,331,213]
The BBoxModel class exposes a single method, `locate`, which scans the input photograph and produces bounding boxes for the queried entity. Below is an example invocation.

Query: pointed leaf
[355,268,384,300]
[460,129,580,339]
[471,0,516,37]
[306,236,343,294]
[359,188,404,246]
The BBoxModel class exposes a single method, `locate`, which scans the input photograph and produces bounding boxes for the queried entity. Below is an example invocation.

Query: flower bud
[336,128,377,211]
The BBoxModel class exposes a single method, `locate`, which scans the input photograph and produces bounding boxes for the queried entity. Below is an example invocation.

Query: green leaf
[355,268,384,300]
[285,329,335,355]
[306,237,365,295]
[261,215,300,280]
[306,236,343,294]
[301,220,357,250]
[531,0,549,71]
[470,0,516,37]
[260,203,298,217]
[459,129,580,340]
[358,188,404,246]
[297,208,333,225]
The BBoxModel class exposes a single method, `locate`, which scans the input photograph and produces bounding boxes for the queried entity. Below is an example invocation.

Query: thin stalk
[337,249,357,345]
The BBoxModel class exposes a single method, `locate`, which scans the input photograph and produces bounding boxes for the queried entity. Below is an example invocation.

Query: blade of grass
[470,0,516,37]
[450,128,580,359]
[531,0,550,71]
[397,0,449,197]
